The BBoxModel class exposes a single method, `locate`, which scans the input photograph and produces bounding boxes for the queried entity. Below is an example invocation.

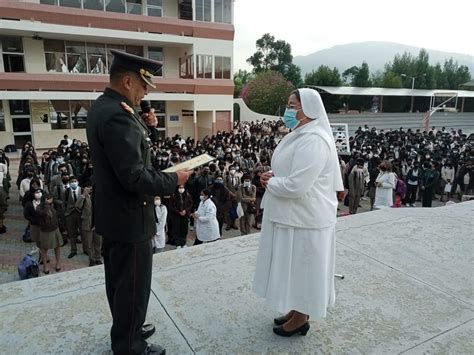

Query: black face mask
[62,178,69,184]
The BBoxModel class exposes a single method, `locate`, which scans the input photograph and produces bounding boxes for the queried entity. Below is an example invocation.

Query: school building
[0,0,235,149]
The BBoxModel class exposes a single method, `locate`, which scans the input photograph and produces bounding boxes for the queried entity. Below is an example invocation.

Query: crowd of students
[342,125,473,213]
[1,120,472,273]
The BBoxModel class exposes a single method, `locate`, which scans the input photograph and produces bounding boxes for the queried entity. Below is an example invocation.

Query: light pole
[401,73,426,113]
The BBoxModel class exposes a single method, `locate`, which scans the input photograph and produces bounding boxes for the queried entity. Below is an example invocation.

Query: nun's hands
[260,171,273,188]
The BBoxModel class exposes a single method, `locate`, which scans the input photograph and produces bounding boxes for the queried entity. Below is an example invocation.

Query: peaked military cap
[109,49,162,88]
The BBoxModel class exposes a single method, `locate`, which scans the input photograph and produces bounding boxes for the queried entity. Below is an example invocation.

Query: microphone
[140,100,151,114]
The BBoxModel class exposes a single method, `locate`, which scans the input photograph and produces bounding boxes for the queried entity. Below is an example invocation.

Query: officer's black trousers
[103,237,153,355]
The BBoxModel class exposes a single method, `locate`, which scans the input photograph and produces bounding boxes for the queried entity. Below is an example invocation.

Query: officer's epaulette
[120,101,135,115]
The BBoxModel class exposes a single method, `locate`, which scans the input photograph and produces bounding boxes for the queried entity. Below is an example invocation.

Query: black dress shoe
[141,343,165,354]
[67,251,77,259]
[61,240,68,247]
[273,322,310,337]
[141,324,156,339]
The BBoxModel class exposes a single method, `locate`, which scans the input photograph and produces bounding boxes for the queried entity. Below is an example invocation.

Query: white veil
[298,88,344,191]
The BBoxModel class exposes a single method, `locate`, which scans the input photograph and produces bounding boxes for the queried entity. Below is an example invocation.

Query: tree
[233,69,253,98]
[242,71,295,116]
[305,65,342,87]
[247,33,302,87]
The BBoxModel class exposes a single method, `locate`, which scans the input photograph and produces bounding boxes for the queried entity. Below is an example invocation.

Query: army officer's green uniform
[87,51,176,354]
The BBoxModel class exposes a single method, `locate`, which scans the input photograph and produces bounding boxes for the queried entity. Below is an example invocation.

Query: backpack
[22,226,32,243]
[395,177,407,199]
[18,254,39,280]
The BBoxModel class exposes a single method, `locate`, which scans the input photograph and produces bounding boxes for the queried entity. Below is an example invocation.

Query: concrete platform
[0,202,473,354]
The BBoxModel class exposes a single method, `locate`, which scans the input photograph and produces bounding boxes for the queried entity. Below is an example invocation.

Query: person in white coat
[192,189,220,244]
[153,196,167,253]
[255,88,344,337]
[374,160,396,208]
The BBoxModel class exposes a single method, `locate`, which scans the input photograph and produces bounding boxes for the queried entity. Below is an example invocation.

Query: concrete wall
[23,37,46,73]
[0,100,14,145]
[163,0,178,18]
[234,98,280,122]
[165,101,194,138]
[33,128,87,149]
[197,110,212,140]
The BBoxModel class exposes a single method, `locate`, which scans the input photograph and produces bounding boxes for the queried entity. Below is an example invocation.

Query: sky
[233,0,474,71]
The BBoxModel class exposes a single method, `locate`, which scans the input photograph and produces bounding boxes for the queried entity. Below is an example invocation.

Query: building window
[1,36,25,73]
[83,0,105,11]
[126,45,144,57]
[126,0,142,14]
[196,55,212,79]
[179,55,193,79]
[40,0,58,5]
[66,41,87,73]
[214,0,231,24]
[44,39,67,72]
[87,43,107,74]
[9,100,30,115]
[147,0,162,16]
[70,100,90,129]
[148,47,163,76]
[44,40,143,74]
[59,0,81,8]
[214,56,231,79]
[195,0,211,21]
[0,101,5,131]
[50,101,71,129]
[106,0,126,13]
[106,44,125,72]
[150,101,166,130]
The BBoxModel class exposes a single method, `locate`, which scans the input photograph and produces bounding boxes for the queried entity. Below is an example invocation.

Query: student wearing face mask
[420,162,438,207]
[168,185,193,248]
[23,188,43,247]
[19,168,42,201]
[64,176,83,258]
[192,189,220,245]
[348,159,366,214]
[37,193,63,274]
[406,162,421,207]
[53,172,70,245]
[224,167,241,230]
[440,162,455,202]
[236,174,256,236]
[210,174,231,236]
[75,182,102,266]
[152,196,167,253]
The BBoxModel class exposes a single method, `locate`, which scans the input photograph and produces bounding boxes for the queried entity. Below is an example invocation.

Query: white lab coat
[153,204,167,249]
[374,172,396,208]
[195,198,220,242]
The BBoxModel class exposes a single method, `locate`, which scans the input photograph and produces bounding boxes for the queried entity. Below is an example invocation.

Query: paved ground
[0,154,451,285]
[0,201,472,354]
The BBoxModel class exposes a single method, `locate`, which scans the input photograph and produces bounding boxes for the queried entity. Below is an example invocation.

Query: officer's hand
[176,170,192,185]
[142,109,157,128]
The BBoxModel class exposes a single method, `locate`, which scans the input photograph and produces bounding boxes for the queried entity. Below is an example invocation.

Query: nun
[254,88,344,337]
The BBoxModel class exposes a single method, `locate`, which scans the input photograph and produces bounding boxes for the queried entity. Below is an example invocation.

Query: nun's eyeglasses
[285,105,301,109]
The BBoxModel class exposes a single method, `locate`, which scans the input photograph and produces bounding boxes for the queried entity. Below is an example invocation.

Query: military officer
[87,50,190,355]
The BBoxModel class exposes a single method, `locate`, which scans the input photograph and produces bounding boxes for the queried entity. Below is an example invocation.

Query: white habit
[253,89,344,318]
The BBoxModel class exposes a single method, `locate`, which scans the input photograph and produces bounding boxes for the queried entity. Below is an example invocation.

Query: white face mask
[154,200,161,206]
[34,192,42,200]
[178,188,185,194]
[243,181,251,188]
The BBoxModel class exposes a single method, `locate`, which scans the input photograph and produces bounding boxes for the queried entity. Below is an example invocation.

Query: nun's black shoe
[273,322,310,337]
